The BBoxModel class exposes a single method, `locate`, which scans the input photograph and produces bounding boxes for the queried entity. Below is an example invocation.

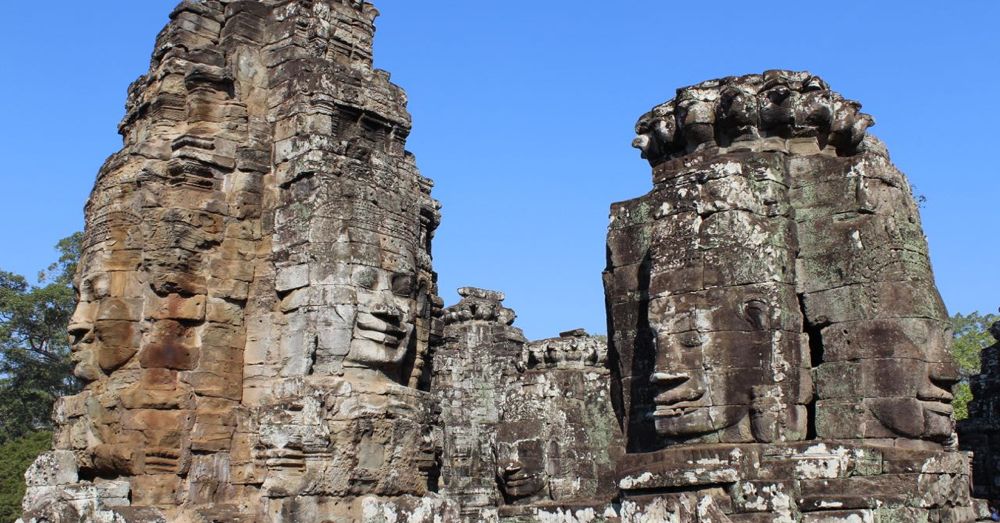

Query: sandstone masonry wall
[960,321,1000,506]
[21,1,451,521]
[16,4,993,522]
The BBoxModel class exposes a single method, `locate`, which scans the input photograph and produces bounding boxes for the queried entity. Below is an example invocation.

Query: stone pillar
[434,290,625,522]
[496,331,623,521]
[434,288,525,521]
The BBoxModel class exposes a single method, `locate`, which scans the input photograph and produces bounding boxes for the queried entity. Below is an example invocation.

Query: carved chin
[73,361,104,382]
[923,409,954,441]
[869,398,954,442]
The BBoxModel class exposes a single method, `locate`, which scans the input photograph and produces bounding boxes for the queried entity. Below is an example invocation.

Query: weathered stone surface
[23,1,450,521]
[20,5,990,522]
[605,71,985,521]
[632,72,875,167]
[433,290,623,521]
[959,319,1000,506]
[496,331,622,513]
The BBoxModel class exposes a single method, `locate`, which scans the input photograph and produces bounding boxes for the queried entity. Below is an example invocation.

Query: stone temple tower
[16,2,993,522]
[19,1,451,521]
[605,71,981,521]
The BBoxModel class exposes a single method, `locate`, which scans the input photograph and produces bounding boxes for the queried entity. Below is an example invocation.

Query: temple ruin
[960,321,1000,508]
[16,1,995,522]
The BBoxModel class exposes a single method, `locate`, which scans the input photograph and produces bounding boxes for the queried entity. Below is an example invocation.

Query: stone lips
[633,70,875,166]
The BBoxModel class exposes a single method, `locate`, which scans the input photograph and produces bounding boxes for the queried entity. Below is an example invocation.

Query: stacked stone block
[21,2,452,522]
[15,3,992,521]
[960,322,1000,505]
[435,291,623,522]
[434,288,525,521]
[607,71,985,521]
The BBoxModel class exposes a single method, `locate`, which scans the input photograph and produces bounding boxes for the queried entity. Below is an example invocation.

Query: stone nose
[921,361,959,401]
[67,302,96,345]
[651,371,705,400]
[632,134,652,152]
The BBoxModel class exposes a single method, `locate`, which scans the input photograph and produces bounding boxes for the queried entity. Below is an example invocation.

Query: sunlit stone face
[68,200,145,383]
[871,361,958,442]
[299,193,436,386]
[606,142,815,450]
[494,429,547,504]
[67,265,109,382]
[345,262,424,378]
[646,285,804,444]
[816,317,959,443]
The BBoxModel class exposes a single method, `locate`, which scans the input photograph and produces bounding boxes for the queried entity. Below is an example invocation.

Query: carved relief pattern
[16,3,991,522]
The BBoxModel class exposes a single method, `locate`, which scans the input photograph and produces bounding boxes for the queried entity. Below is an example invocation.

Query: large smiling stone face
[67,176,145,383]
[647,288,804,443]
[610,72,961,455]
[812,316,960,443]
[606,150,811,450]
[345,262,423,376]
[642,186,809,445]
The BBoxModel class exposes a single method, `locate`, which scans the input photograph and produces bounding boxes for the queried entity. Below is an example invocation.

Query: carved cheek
[89,273,111,301]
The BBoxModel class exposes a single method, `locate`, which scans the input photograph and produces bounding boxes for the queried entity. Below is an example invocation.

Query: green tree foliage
[953,382,974,422]
[0,233,83,444]
[0,431,52,523]
[950,311,1000,421]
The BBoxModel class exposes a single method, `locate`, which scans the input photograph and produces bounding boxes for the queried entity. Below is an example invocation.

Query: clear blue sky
[0,2,997,339]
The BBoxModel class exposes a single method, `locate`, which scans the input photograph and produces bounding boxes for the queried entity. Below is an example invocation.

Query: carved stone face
[675,91,716,149]
[816,318,959,443]
[496,459,546,503]
[68,224,144,383]
[871,361,958,441]
[608,151,808,449]
[633,104,678,164]
[64,172,206,478]
[67,265,110,382]
[345,263,422,374]
[647,288,799,443]
[758,79,795,136]
[293,166,438,387]
[717,85,760,143]
[494,439,547,504]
